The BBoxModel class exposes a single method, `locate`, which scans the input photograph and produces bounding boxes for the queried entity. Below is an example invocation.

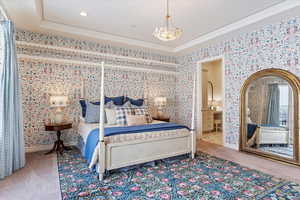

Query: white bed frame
[95,62,196,180]
[257,126,289,146]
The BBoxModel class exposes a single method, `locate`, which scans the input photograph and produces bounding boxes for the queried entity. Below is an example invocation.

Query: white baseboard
[25,142,77,153]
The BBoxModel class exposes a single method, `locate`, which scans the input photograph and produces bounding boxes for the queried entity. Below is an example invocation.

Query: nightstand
[45,123,72,155]
[152,116,170,122]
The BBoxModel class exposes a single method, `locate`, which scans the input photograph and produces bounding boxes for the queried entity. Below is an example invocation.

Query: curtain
[0,21,25,179]
[266,83,280,126]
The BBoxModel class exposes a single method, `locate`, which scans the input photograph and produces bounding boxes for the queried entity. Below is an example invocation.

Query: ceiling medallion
[153,0,182,41]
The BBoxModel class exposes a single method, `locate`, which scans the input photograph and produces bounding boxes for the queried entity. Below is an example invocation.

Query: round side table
[45,123,72,155]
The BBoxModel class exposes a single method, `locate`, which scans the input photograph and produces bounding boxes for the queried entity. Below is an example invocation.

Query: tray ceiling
[2,0,299,52]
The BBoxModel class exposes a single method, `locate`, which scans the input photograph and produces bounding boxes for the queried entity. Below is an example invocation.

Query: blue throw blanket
[84,123,189,164]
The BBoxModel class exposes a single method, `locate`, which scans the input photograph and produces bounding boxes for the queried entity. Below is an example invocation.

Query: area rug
[57,148,300,200]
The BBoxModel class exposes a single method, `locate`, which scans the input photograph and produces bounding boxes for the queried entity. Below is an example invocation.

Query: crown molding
[174,0,300,52]
[33,0,300,53]
[18,54,178,75]
[16,41,178,67]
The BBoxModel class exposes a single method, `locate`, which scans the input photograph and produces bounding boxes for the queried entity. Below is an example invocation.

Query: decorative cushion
[105,96,124,106]
[124,97,144,106]
[104,101,115,108]
[79,99,100,117]
[85,101,100,123]
[105,108,117,125]
[80,99,118,123]
[133,107,153,123]
[106,101,131,125]
[126,114,147,126]
[115,107,134,125]
[120,101,131,107]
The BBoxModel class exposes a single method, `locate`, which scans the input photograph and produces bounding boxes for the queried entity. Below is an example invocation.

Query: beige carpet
[201,131,223,145]
[1,141,300,200]
[0,151,60,200]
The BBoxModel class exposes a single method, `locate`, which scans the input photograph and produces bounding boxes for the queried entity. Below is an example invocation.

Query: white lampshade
[211,100,222,107]
[154,97,167,106]
[50,96,68,107]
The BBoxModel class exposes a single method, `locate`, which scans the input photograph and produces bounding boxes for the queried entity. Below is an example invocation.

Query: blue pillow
[124,97,144,106]
[105,96,124,106]
[79,99,100,117]
[85,101,100,123]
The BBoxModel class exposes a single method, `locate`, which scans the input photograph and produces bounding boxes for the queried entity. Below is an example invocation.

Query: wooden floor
[0,140,299,200]
[201,131,223,145]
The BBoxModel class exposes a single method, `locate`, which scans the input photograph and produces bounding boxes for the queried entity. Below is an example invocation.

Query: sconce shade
[154,97,167,106]
[50,96,68,107]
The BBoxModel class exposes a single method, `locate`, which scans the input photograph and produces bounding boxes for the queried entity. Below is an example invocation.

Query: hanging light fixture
[153,0,182,41]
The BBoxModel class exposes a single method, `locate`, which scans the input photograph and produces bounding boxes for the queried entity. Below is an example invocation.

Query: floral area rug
[57,148,300,200]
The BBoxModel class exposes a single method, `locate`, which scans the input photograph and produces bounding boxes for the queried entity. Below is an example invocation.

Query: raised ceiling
[1,0,300,52]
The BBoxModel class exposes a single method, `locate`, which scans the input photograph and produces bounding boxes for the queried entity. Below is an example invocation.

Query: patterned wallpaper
[16,30,178,64]
[177,16,300,149]
[16,30,177,150]
[16,15,300,151]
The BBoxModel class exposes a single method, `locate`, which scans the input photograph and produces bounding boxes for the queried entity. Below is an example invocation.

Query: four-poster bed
[81,62,197,181]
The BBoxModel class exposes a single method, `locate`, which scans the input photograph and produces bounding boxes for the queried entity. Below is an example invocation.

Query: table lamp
[50,95,68,124]
[154,97,167,118]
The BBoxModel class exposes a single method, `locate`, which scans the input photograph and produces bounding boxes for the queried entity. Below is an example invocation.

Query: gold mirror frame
[240,68,300,166]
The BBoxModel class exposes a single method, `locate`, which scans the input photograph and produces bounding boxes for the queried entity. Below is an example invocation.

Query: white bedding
[78,120,121,144]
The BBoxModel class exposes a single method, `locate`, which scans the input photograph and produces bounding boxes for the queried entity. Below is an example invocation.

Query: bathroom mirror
[240,69,300,165]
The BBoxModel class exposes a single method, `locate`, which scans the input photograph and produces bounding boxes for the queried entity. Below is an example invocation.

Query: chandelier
[153,0,182,41]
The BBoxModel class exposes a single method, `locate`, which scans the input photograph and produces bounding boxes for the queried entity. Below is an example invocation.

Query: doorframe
[196,55,225,145]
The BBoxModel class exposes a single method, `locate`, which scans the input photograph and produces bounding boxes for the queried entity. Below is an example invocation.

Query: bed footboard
[105,135,192,171]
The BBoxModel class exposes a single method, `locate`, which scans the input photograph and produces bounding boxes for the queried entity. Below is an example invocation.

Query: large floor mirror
[240,69,300,166]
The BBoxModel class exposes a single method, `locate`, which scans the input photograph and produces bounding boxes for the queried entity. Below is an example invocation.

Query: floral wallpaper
[16,30,177,64]
[177,16,300,149]
[16,14,300,151]
[16,30,177,150]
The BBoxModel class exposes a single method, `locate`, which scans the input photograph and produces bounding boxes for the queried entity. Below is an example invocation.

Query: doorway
[197,57,224,146]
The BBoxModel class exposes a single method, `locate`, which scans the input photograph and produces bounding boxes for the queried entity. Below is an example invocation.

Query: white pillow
[126,114,147,126]
[105,108,117,125]
[133,107,153,123]
[79,116,85,123]
[105,101,132,125]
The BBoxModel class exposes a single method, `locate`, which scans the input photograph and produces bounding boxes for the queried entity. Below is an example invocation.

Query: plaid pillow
[133,107,153,123]
[115,107,134,125]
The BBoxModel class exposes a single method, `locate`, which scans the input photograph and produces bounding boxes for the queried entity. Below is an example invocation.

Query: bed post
[98,61,106,181]
[80,79,85,99]
[191,74,197,159]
